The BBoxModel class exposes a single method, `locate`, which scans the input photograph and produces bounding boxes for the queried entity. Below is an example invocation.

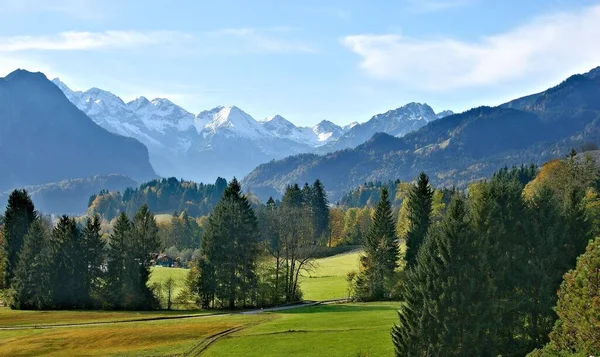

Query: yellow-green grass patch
[299,249,362,300]
[0,314,264,357]
[203,302,399,357]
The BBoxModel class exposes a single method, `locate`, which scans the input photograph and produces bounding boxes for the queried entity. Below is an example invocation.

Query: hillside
[88,177,228,220]
[0,70,156,191]
[0,175,137,215]
[243,67,600,200]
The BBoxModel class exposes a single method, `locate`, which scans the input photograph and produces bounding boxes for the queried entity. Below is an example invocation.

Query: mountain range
[0,70,155,193]
[243,67,600,201]
[53,79,451,182]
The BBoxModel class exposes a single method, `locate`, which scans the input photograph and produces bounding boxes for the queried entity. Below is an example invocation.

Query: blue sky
[1,0,600,126]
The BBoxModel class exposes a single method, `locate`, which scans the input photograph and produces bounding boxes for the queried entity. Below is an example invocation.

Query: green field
[300,250,362,301]
[149,265,190,306]
[204,302,398,357]
[0,302,399,357]
[148,249,363,305]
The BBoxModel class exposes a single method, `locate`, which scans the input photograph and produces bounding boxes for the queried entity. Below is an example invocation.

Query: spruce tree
[282,184,303,208]
[358,187,398,300]
[197,178,260,308]
[404,173,433,269]
[393,195,493,356]
[105,213,130,308]
[10,219,52,310]
[2,189,36,287]
[82,215,105,306]
[529,237,600,356]
[130,204,160,309]
[311,179,329,244]
[51,216,86,308]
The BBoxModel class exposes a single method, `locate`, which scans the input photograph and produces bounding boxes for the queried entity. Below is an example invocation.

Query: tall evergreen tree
[10,218,53,310]
[197,178,260,308]
[129,204,160,309]
[393,195,493,356]
[51,216,86,309]
[404,173,433,269]
[311,179,330,244]
[529,237,600,356]
[105,212,130,308]
[282,184,303,208]
[357,187,398,300]
[82,215,105,306]
[2,189,36,287]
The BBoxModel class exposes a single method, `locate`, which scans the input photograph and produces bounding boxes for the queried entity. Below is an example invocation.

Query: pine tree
[282,184,303,208]
[393,195,494,356]
[10,219,53,310]
[51,216,86,309]
[311,179,330,244]
[130,204,160,309]
[197,178,260,308]
[82,215,105,307]
[105,213,130,308]
[404,173,433,269]
[529,238,600,356]
[357,187,398,300]
[2,189,36,287]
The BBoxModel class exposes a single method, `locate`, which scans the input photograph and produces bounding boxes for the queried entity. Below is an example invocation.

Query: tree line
[88,177,228,220]
[1,190,160,310]
[343,153,597,356]
[182,179,330,309]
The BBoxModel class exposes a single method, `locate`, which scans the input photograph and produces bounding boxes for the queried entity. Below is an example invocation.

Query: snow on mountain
[312,120,345,143]
[317,102,444,154]
[436,110,454,119]
[259,114,319,146]
[52,78,454,182]
[195,106,273,141]
[344,122,359,131]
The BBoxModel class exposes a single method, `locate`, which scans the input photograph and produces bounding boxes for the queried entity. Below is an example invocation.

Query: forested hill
[88,177,228,220]
[0,175,137,215]
[243,66,600,201]
[0,69,156,191]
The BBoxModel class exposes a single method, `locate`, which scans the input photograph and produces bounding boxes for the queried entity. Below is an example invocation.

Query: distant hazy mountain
[0,70,155,192]
[260,116,346,146]
[316,103,451,153]
[0,175,138,215]
[243,67,600,201]
[53,79,454,182]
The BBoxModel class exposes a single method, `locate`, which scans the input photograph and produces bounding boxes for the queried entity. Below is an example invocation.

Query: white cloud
[343,4,600,91]
[0,31,192,52]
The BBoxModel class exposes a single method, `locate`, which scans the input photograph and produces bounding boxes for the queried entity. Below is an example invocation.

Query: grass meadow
[0,302,399,357]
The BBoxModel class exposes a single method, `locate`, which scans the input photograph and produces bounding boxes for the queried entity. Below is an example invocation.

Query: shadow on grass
[280,303,398,315]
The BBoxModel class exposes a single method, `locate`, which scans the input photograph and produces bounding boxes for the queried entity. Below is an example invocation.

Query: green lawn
[148,249,363,304]
[300,249,362,300]
[204,302,399,357]
[148,266,189,302]
[0,302,399,357]
[0,307,208,327]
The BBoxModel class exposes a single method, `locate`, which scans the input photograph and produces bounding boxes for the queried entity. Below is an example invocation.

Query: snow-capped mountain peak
[195,105,272,140]
[312,120,345,143]
[436,110,454,119]
[344,121,359,131]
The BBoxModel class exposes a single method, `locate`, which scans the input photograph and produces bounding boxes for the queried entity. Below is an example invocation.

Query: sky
[1,0,600,126]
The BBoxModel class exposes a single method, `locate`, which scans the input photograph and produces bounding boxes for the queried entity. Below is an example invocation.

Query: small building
[155,254,176,267]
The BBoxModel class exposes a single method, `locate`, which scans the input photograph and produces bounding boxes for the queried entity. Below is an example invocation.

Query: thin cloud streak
[343,4,600,91]
[0,31,192,52]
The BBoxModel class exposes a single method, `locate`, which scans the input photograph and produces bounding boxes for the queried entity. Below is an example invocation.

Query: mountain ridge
[242,66,600,201]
